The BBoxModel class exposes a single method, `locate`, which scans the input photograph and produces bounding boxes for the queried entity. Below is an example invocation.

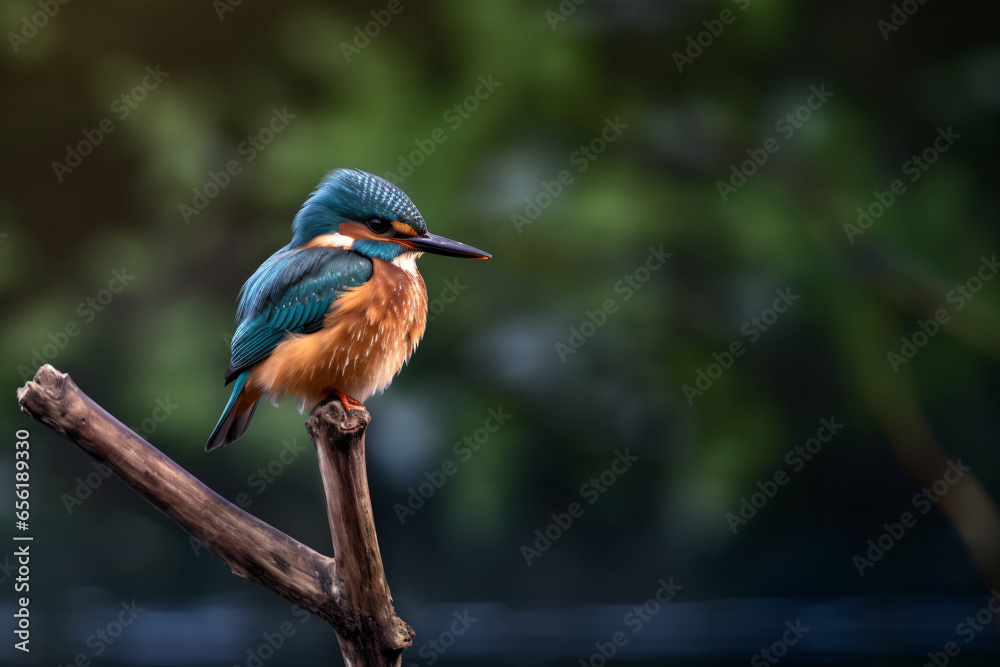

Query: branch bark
[16,364,413,666]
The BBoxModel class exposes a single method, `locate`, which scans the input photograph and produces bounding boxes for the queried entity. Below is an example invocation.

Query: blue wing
[224,245,373,383]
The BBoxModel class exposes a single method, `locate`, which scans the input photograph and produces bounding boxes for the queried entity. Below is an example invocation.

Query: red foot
[332,389,364,412]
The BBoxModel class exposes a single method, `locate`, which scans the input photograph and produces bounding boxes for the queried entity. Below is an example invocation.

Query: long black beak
[399,232,491,259]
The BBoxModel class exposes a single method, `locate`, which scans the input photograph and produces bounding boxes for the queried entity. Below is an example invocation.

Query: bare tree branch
[16,364,413,666]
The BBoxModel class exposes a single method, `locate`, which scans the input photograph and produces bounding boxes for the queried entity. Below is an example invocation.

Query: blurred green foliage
[2,0,999,663]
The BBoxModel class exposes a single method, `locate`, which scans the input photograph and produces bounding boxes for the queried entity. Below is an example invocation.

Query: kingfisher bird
[205,168,490,451]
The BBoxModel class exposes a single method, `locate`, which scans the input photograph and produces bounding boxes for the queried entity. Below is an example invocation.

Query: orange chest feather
[248,257,428,405]
[327,256,429,357]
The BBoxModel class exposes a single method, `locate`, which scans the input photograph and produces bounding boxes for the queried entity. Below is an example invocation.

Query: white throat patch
[307,233,354,249]
[392,252,422,275]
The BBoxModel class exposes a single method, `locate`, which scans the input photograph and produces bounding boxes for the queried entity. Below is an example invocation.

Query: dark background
[2,0,1000,665]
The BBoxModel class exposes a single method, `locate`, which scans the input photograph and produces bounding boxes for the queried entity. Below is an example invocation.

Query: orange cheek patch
[390,221,418,237]
[338,221,383,241]
[305,221,419,251]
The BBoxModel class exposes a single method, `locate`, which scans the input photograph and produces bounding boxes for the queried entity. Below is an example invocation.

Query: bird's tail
[205,371,259,451]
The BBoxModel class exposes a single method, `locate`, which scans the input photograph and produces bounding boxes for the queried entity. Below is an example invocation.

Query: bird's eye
[367,218,390,234]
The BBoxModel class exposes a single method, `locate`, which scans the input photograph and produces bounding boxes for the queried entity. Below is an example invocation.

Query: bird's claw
[332,389,364,412]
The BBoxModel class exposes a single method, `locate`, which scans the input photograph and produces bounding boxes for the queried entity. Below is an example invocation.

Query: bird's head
[289,168,490,262]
